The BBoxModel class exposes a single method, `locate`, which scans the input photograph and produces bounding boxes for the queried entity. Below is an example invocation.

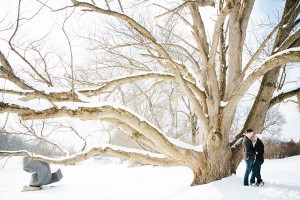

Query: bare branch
[117,0,124,13]
[78,72,203,97]
[154,2,192,27]
[61,9,76,100]
[242,22,281,75]
[156,25,199,52]
[8,0,52,86]
[70,0,157,43]
[0,113,9,132]
[0,51,38,90]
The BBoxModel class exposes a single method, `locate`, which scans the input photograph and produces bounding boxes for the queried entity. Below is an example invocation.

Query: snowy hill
[1,156,300,200]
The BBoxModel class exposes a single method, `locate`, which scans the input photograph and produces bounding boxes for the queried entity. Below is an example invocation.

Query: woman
[250,134,264,186]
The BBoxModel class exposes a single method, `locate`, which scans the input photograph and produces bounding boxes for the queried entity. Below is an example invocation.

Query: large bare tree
[0,0,300,185]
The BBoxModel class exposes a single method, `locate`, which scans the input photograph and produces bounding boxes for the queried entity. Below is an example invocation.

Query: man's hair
[246,128,253,133]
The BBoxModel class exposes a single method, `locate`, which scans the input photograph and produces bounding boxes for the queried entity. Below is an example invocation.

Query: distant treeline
[264,138,300,159]
[0,132,62,157]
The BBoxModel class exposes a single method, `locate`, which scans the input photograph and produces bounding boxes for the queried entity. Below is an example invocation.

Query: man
[250,134,264,186]
[242,128,256,186]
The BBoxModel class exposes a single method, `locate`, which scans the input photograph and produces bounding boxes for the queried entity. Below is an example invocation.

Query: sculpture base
[22,186,42,192]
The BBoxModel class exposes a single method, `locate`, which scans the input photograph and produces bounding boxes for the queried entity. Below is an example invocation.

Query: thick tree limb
[78,72,206,106]
[100,118,161,154]
[269,87,300,108]
[232,50,300,103]
[209,0,237,65]
[226,0,255,99]
[224,49,300,128]
[273,0,300,50]
[0,51,33,90]
[0,88,77,102]
[171,62,209,136]
[277,27,300,51]
[0,51,63,107]
[188,3,209,63]
[0,145,178,166]
[0,102,204,165]
[0,72,206,110]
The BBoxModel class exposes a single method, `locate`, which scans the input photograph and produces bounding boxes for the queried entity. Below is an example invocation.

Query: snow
[0,98,51,111]
[167,137,203,152]
[99,144,167,159]
[262,47,300,64]
[247,47,300,75]
[231,137,243,148]
[220,101,228,107]
[1,156,300,200]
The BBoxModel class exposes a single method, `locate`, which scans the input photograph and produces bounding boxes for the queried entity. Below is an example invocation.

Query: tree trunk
[191,137,232,185]
[231,145,243,174]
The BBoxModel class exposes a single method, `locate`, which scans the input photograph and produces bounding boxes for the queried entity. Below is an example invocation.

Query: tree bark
[192,138,232,185]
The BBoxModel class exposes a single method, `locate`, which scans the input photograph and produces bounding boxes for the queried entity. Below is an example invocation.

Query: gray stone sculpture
[23,157,63,191]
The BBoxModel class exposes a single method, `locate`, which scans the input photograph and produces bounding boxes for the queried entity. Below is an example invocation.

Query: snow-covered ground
[1,156,300,200]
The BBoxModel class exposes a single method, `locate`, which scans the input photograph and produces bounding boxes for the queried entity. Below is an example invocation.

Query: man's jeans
[250,160,264,184]
[244,159,254,185]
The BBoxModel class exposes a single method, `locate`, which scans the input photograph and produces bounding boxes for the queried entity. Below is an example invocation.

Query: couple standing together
[242,128,264,186]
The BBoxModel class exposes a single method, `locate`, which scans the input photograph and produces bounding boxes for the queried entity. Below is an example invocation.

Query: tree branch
[226,0,255,99]
[269,87,300,108]
[0,145,178,166]
[0,102,204,164]
[0,51,41,90]
[70,0,157,43]
[277,27,300,51]
[8,0,52,86]
[78,72,205,101]
[225,49,300,125]
[242,21,283,76]
[153,3,192,27]
[188,3,209,63]
[61,9,76,100]
[0,88,79,102]
[209,0,236,65]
